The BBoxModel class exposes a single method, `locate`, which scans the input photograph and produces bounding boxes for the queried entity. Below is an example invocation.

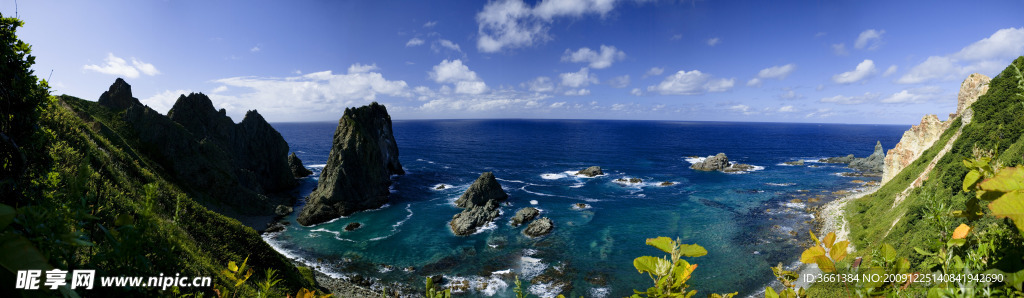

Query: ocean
[266,120,907,297]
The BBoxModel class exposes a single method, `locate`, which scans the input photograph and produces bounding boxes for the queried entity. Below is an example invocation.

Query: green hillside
[1,15,320,297]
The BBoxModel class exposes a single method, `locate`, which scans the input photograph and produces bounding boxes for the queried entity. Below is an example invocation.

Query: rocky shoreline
[791,186,879,289]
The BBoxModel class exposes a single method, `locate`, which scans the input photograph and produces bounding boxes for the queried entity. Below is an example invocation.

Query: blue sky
[9,0,1024,124]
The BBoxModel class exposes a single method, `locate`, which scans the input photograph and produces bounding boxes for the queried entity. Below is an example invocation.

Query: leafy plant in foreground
[630,236,732,298]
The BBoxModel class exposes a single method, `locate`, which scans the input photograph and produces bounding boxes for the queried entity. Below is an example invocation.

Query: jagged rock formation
[849,141,885,174]
[289,152,313,178]
[882,73,991,183]
[298,102,404,226]
[449,172,508,236]
[576,166,604,177]
[690,153,756,173]
[510,207,539,227]
[98,79,297,220]
[820,154,855,164]
[524,217,554,237]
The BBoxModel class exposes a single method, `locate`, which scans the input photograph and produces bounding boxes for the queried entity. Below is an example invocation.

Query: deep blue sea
[266,120,907,297]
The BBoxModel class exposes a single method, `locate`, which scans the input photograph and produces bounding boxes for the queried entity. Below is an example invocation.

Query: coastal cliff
[881,73,990,183]
[100,79,297,216]
[297,102,404,226]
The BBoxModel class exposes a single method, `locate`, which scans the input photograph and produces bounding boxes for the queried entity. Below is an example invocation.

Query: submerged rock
[450,172,509,236]
[344,222,362,231]
[614,178,643,184]
[298,103,404,226]
[288,152,313,178]
[659,181,675,186]
[524,217,554,237]
[849,141,885,174]
[576,166,604,177]
[819,154,855,164]
[435,184,447,190]
[510,207,540,227]
[784,160,805,166]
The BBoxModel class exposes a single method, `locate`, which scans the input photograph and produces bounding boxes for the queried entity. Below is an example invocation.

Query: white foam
[684,156,706,164]
[723,165,766,174]
[261,233,347,279]
[492,269,513,275]
[569,182,585,188]
[565,170,606,179]
[766,182,796,186]
[431,183,453,191]
[521,186,557,197]
[612,178,644,186]
[782,202,806,209]
[589,287,611,298]
[308,164,326,168]
[571,203,592,210]
[540,173,567,180]
[518,256,547,280]
[471,220,498,235]
[528,282,561,298]
[443,275,509,296]
[529,200,538,205]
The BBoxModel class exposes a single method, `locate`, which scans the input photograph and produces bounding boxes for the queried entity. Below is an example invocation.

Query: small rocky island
[576,166,604,177]
[690,153,756,173]
[289,152,313,178]
[524,217,554,237]
[450,172,509,236]
[510,207,540,227]
[297,102,404,226]
[819,141,886,176]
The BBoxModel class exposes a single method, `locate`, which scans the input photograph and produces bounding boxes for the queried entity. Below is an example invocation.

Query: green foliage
[766,263,805,298]
[630,237,710,298]
[0,13,49,146]
[425,276,451,298]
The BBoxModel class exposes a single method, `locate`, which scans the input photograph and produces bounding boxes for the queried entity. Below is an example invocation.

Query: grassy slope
[13,94,318,296]
[842,57,1024,279]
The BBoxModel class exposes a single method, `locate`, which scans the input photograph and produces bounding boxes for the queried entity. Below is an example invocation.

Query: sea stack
[450,172,508,236]
[848,141,885,174]
[297,102,404,226]
[289,152,313,178]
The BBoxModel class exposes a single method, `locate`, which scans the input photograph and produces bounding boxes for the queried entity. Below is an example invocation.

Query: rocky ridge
[882,73,990,183]
[98,79,297,222]
[298,102,404,226]
[848,141,886,174]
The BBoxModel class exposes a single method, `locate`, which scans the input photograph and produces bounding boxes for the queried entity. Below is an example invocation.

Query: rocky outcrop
[881,73,990,184]
[289,152,313,178]
[691,153,756,173]
[784,160,805,166]
[524,217,554,237]
[820,154,855,164]
[298,103,404,226]
[449,172,508,236]
[956,73,991,123]
[849,141,885,174]
[275,205,293,216]
[97,78,140,111]
[103,79,297,221]
[576,166,604,177]
[510,207,539,227]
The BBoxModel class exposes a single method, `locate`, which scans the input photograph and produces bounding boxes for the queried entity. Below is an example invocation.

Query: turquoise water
[267,120,907,297]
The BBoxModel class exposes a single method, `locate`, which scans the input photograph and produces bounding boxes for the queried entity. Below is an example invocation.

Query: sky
[7,0,1024,124]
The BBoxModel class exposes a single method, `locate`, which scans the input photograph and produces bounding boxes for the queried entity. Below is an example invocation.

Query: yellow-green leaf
[964,170,982,192]
[633,256,671,276]
[645,237,675,254]
[830,240,849,262]
[823,232,836,249]
[764,287,779,298]
[679,244,707,257]
[989,191,1024,234]
[979,166,1024,193]
[800,246,826,264]
[809,229,821,247]
[881,243,896,263]
[815,255,836,273]
[228,261,238,273]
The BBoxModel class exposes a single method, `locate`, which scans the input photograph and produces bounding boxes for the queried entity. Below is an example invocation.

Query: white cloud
[644,67,664,78]
[564,88,591,96]
[670,34,683,41]
[806,108,835,118]
[476,0,624,52]
[778,105,795,112]
[883,65,898,77]
[819,92,878,105]
[430,59,487,94]
[348,63,379,74]
[779,89,800,100]
[832,43,848,56]
[881,86,944,104]
[561,45,625,69]
[523,76,554,92]
[707,37,720,46]
[608,75,630,88]
[406,38,425,47]
[250,46,261,53]
[757,64,797,79]
[211,65,410,120]
[415,89,552,113]
[728,104,757,115]
[898,28,1024,84]
[647,69,734,95]
[630,88,643,96]
[211,86,228,93]
[434,39,463,53]
[83,53,160,78]
[854,29,885,50]
[559,67,598,88]
[832,59,876,84]
[816,84,825,91]
[141,89,192,115]
[746,78,762,87]
[424,21,438,28]
[550,101,566,108]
